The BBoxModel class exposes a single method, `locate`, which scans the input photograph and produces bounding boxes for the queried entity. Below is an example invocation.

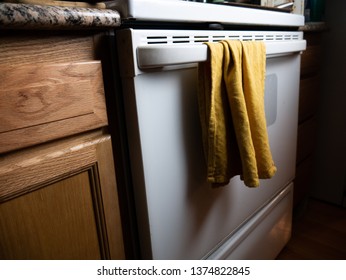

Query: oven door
[117,29,305,259]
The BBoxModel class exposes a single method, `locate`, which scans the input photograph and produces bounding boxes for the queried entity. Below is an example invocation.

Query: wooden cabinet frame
[0,130,124,259]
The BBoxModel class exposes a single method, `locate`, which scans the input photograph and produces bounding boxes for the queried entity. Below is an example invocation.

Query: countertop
[299,21,328,32]
[0,2,120,29]
[0,2,326,32]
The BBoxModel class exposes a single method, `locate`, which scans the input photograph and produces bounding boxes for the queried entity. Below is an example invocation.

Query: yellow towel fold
[198,40,277,188]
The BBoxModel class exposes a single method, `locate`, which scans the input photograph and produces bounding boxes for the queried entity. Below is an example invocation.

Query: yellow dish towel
[198,40,277,188]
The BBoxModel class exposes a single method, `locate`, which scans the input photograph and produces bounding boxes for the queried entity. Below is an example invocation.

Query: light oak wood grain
[0,171,102,260]
[0,32,95,66]
[0,32,108,153]
[0,131,125,259]
[0,130,101,201]
[0,30,125,260]
[0,62,102,133]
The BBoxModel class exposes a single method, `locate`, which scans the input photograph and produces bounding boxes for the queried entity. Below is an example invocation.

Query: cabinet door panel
[0,171,101,260]
[0,131,125,260]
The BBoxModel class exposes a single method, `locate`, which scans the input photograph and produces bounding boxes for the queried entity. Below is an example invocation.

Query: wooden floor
[277,198,346,260]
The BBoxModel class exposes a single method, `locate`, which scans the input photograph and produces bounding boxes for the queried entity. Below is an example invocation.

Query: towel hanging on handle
[198,40,277,188]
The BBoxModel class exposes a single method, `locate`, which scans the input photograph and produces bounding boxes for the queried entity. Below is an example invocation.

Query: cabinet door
[0,131,124,260]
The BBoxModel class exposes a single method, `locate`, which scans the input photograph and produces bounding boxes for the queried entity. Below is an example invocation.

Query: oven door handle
[137,40,306,69]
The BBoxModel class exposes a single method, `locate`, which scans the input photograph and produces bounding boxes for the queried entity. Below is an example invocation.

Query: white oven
[111,0,306,259]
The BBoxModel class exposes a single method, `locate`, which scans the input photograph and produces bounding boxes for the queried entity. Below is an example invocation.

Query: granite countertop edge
[0,3,121,30]
[299,21,328,32]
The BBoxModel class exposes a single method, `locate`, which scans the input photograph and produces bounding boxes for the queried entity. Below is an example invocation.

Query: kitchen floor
[276,198,346,259]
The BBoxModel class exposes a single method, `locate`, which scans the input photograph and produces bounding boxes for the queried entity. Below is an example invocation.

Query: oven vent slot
[146,36,168,44]
[145,33,302,45]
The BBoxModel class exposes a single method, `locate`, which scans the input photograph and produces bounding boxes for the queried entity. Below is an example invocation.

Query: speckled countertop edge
[0,3,121,29]
[299,21,328,32]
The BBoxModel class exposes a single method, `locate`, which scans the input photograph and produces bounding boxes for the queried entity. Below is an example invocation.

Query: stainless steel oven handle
[137,40,306,69]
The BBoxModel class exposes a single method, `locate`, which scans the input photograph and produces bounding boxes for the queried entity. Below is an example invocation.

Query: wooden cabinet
[0,30,125,259]
[0,31,108,153]
[0,60,107,153]
[294,30,324,207]
[0,132,124,259]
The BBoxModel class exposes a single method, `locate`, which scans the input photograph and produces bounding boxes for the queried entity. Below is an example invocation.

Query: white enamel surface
[119,29,302,258]
[111,0,304,27]
[206,183,293,259]
[117,29,306,76]
[137,40,306,68]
